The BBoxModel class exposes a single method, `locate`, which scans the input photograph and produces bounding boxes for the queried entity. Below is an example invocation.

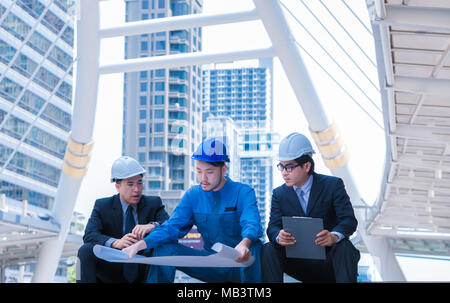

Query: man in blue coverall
[123,138,263,282]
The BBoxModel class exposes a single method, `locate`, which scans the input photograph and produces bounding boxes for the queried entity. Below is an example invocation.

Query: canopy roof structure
[367,0,450,257]
[0,208,81,266]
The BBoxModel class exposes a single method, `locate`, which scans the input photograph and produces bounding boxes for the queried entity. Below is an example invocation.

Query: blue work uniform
[144,177,263,282]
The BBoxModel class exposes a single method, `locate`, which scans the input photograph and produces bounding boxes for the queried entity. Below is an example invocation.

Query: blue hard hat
[192,138,230,163]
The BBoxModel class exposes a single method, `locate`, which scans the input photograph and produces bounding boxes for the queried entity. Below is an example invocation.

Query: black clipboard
[282,216,326,260]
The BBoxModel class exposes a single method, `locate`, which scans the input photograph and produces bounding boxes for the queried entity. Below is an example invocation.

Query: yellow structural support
[310,123,349,169]
[62,135,94,178]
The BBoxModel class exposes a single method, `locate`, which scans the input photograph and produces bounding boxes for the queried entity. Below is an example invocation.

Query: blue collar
[293,174,314,195]
[119,196,137,213]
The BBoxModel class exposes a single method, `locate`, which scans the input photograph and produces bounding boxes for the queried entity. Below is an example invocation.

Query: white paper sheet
[93,242,254,268]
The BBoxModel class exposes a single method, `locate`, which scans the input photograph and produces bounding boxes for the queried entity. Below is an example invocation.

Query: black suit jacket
[267,173,358,245]
[83,194,169,245]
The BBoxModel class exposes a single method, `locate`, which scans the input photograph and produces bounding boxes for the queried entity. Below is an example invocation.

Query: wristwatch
[149,221,160,227]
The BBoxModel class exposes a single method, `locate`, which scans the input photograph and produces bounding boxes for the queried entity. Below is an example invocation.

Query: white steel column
[253,0,405,281]
[32,0,100,282]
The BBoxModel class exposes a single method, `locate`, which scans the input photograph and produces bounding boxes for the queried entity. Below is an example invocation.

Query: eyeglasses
[123,181,143,189]
[276,163,301,173]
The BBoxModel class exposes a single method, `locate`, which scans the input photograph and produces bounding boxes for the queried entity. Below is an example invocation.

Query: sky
[72,0,450,281]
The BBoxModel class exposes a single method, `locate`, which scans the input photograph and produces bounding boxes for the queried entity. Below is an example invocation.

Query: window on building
[139,110,146,119]
[149,152,164,162]
[155,69,165,77]
[141,41,148,51]
[138,152,146,162]
[154,109,164,119]
[155,41,166,51]
[154,123,164,132]
[154,95,164,105]
[154,82,165,91]
[148,181,162,190]
[154,137,164,146]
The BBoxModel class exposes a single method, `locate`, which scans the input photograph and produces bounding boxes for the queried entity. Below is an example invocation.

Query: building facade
[123,0,203,214]
[238,129,278,232]
[203,116,240,181]
[202,59,279,232]
[0,0,73,214]
[0,0,76,282]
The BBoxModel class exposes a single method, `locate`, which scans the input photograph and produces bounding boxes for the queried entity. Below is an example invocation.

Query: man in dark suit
[77,156,169,283]
[262,133,360,283]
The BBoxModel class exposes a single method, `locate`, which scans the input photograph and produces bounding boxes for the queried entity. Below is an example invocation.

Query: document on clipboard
[282,216,326,260]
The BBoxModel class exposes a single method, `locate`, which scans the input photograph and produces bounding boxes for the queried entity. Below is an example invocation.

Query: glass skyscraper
[0,0,74,212]
[123,0,203,214]
[202,59,279,232]
[0,0,76,282]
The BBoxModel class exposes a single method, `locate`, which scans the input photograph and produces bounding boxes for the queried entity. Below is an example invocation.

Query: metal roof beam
[378,5,450,32]
[99,47,275,74]
[387,194,450,204]
[380,206,450,217]
[385,198,450,208]
[391,76,450,97]
[392,124,450,143]
[395,154,450,172]
[375,214,450,227]
[370,227,450,241]
[389,178,450,194]
[396,153,450,162]
[99,9,259,38]
[391,175,450,187]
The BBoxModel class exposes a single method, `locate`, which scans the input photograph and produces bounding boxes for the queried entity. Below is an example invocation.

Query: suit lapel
[136,196,147,224]
[285,185,306,217]
[111,194,124,235]
[306,173,325,216]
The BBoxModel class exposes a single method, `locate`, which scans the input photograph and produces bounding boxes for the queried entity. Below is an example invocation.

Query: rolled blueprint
[93,242,254,267]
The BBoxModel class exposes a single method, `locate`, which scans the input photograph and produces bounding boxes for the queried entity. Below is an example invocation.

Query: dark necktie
[123,206,138,283]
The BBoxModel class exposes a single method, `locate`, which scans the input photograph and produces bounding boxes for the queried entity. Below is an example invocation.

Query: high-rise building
[0,0,74,214]
[203,116,240,181]
[238,129,278,231]
[202,59,279,232]
[202,59,273,131]
[123,0,203,214]
[0,0,76,282]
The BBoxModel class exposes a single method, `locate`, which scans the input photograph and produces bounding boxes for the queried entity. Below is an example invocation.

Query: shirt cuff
[105,237,116,248]
[331,231,344,243]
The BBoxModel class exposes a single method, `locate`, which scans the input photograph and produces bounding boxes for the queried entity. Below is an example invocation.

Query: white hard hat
[278,132,315,161]
[110,156,146,182]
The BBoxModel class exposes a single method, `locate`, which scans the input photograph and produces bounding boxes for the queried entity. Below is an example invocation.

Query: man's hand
[277,229,296,246]
[315,230,338,247]
[132,223,157,240]
[111,233,138,249]
[234,238,252,263]
[122,240,147,259]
